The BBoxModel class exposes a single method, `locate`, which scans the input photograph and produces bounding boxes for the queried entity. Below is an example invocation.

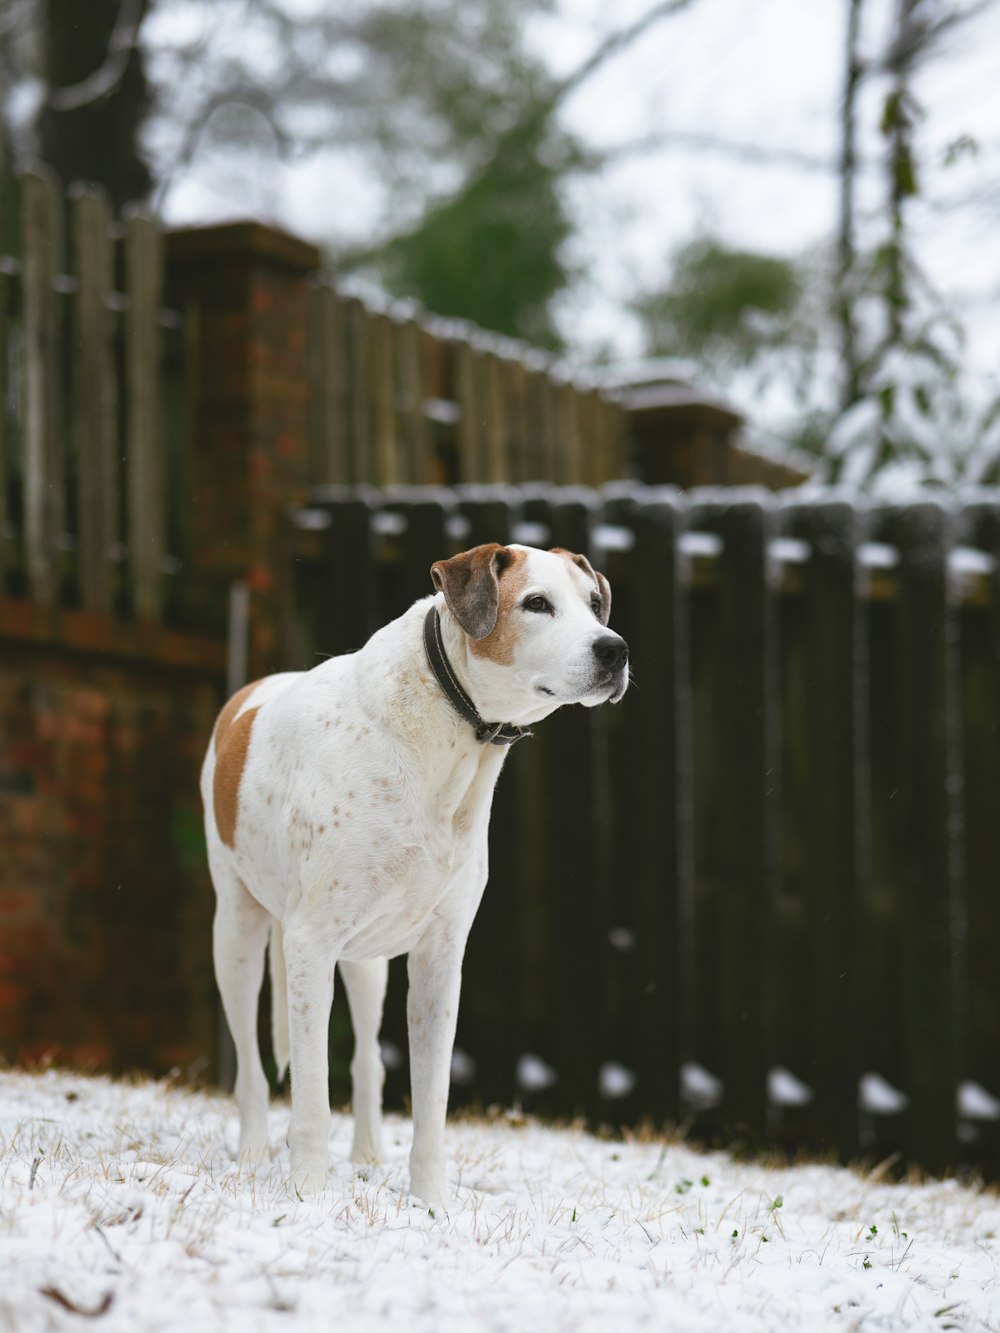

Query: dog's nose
[593,634,628,672]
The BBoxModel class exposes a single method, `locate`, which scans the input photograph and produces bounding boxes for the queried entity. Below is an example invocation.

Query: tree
[1,0,700,345]
[636,238,805,372]
[826,0,999,485]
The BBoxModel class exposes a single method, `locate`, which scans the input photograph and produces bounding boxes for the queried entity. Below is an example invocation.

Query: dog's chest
[236,714,501,958]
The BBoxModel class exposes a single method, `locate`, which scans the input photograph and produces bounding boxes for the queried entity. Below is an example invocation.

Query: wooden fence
[305,282,627,490]
[291,482,1000,1176]
[0,168,187,622]
[0,167,627,636]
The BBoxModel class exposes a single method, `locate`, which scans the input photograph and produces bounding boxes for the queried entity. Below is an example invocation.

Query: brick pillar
[166,222,320,678]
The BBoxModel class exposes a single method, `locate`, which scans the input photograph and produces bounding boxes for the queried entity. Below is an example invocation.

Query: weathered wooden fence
[305,283,627,489]
[291,483,1000,1176]
[0,168,186,622]
[0,167,627,634]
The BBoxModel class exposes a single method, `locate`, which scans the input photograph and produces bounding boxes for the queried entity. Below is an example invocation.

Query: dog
[200,542,629,1205]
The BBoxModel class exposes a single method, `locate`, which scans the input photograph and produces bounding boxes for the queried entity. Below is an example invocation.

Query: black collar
[422,607,532,746]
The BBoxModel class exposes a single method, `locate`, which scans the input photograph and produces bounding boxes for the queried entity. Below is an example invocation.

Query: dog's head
[430,544,629,722]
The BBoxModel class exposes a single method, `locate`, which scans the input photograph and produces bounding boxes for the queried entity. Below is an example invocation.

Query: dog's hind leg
[340,958,388,1165]
[268,919,289,1083]
[211,865,271,1163]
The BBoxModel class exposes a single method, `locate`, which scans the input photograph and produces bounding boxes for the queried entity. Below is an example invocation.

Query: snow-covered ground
[1,1068,998,1332]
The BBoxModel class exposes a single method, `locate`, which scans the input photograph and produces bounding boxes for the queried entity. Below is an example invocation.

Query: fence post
[72,186,119,615]
[688,488,777,1145]
[453,485,520,1107]
[307,284,347,486]
[871,501,963,1173]
[538,488,604,1116]
[781,497,867,1158]
[613,489,691,1124]
[21,168,64,606]
[956,499,1000,1171]
[0,172,11,591]
[125,208,165,621]
[165,222,320,676]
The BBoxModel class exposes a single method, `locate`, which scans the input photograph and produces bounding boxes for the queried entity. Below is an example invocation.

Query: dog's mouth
[535,668,629,706]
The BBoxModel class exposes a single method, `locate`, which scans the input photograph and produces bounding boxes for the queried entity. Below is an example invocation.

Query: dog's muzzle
[593,632,629,703]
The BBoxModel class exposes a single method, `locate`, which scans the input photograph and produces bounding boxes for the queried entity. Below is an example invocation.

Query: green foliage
[378,119,578,347]
[636,238,804,368]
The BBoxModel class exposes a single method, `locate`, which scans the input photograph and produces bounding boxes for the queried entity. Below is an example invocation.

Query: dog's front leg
[406,929,465,1208]
[283,920,335,1194]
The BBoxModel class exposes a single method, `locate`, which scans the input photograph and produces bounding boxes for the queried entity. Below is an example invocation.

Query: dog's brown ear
[550,548,611,625]
[594,570,612,626]
[430,544,513,640]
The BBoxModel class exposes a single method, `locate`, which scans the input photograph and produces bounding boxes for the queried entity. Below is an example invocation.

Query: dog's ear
[594,570,612,626]
[550,548,612,625]
[430,544,513,640]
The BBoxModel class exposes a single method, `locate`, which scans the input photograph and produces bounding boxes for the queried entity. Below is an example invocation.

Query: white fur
[200,546,628,1206]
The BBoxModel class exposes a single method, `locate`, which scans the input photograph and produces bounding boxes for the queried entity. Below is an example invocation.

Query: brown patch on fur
[432,543,519,640]
[213,681,262,848]
[550,547,611,625]
[469,548,530,665]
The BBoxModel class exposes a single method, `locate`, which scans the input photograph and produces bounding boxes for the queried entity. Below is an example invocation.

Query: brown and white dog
[200,543,629,1206]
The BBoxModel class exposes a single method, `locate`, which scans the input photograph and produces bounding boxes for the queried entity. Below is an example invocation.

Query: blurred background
[3,0,1000,481]
[2,0,1000,1180]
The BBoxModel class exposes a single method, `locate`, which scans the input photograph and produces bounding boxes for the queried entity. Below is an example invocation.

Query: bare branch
[47,0,150,111]
[599,129,849,176]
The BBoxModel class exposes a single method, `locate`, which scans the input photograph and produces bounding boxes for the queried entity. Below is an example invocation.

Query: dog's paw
[289,1154,329,1197]
[408,1170,448,1213]
[349,1135,384,1167]
[237,1131,269,1167]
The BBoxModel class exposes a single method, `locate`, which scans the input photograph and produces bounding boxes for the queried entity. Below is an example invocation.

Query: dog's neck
[422,607,530,746]
[432,599,563,729]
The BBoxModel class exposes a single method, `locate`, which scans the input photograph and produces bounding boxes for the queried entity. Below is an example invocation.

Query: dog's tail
[269,918,290,1083]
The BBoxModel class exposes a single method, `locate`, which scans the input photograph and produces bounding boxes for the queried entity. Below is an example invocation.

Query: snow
[858,1073,910,1117]
[2,1068,1000,1332]
[767,1067,814,1109]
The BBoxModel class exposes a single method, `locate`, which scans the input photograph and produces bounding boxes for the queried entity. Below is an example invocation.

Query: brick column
[166,222,320,678]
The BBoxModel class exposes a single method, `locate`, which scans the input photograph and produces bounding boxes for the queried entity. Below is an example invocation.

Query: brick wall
[0,221,319,1076]
[0,633,221,1073]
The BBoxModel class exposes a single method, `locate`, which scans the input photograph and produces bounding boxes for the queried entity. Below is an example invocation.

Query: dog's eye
[591,594,603,618]
[523,594,553,614]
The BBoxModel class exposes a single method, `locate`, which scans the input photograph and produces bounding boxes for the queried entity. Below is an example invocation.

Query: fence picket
[869,503,963,1172]
[541,490,604,1116]
[309,284,347,485]
[72,186,119,614]
[371,312,399,486]
[454,340,482,482]
[453,487,519,1107]
[21,169,63,605]
[344,297,371,484]
[125,209,165,620]
[780,499,866,1156]
[482,352,506,484]
[396,317,432,484]
[956,500,1000,1172]
[0,222,8,591]
[609,490,691,1123]
[688,490,777,1144]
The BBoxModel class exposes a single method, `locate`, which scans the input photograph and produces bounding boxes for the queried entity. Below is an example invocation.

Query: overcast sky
[162,0,1000,412]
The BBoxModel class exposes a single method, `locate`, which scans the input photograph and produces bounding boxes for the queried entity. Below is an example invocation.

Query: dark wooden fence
[291,483,1000,1176]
